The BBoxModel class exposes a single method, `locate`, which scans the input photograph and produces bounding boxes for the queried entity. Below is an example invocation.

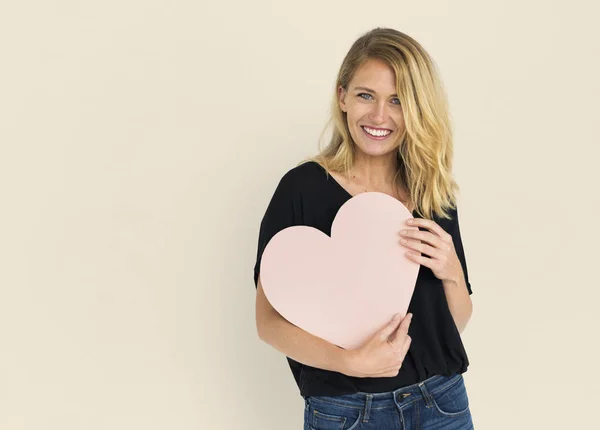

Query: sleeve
[451,206,473,295]
[253,171,302,289]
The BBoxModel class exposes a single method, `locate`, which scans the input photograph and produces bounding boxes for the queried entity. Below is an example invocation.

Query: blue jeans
[303,373,473,429]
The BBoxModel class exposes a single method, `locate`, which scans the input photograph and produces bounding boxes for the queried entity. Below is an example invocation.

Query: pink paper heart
[260,192,420,350]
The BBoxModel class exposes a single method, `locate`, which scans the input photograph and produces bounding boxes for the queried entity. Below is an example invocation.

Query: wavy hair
[301,27,460,220]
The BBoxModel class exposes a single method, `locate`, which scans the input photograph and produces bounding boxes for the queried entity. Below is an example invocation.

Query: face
[338,58,406,160]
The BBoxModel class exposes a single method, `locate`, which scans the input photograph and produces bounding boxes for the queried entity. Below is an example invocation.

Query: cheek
[347,106,369,124]
[394,110,405,126]
[344,109,360,127]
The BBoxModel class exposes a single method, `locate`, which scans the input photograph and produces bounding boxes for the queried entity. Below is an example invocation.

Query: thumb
[378,313,404,341]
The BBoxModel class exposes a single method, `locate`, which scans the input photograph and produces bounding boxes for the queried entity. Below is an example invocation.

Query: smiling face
[338,58,406,160]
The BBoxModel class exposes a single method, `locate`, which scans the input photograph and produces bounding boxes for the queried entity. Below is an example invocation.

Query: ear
[338,86,347,113]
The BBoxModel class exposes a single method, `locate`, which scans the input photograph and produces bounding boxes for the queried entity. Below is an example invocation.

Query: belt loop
[418,381,434,408]
[362,394,372,422]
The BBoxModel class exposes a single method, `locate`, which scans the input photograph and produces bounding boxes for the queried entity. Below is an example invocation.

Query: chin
[355,142,398,157]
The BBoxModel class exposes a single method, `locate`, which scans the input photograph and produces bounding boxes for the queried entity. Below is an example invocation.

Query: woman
[254,27,474,429]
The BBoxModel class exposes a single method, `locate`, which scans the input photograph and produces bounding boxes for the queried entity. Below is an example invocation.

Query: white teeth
[363,126,391,137]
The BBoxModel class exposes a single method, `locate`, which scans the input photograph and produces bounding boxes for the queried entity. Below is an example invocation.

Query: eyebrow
[353,86,398,97]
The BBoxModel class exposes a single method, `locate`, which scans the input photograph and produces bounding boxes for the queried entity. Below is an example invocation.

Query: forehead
[350,58,397,92]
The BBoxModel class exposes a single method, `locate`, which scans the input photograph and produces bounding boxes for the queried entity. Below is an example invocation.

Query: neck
[349,152,399,189]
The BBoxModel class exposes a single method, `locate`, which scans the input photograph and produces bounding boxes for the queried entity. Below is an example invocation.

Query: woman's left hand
[399,218,463,284]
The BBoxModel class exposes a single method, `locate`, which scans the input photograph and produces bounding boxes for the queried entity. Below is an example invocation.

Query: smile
[361,126,392,140]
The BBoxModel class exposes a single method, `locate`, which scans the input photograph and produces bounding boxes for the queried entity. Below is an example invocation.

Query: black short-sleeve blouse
[253,161,472,397]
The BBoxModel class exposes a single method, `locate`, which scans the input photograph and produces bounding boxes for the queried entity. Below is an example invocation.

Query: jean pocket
[430,374,470,417]
[305,397,362,430]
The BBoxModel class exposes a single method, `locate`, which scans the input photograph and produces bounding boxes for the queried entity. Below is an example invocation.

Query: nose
[368,101,388,123]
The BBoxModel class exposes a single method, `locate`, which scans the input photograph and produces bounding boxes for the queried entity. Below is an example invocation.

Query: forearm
[442,274,473,334]
[258,309,350,373]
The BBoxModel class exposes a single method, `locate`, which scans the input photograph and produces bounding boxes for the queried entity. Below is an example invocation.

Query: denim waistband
[306,373,462,411]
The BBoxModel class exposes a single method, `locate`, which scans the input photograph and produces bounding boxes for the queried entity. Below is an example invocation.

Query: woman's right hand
[342,313,413,378]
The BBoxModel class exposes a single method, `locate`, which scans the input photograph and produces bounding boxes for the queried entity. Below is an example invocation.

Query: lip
[361,126,392,141]
[361,125,392,131]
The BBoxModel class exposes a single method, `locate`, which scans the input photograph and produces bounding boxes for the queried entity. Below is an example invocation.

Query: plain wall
[1,1,599,428]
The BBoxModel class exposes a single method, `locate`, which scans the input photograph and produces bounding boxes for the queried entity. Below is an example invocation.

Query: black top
[253,161,473,397]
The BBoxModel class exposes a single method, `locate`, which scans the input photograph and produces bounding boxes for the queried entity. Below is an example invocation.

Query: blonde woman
[254,28,474,429]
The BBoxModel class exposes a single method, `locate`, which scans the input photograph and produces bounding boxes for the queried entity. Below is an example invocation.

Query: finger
[401,238,443,260]
[405,230,444,248]
[395,313,413,337]
[387,314,412,347]
[406,218,452,242]
[385,339,412,376]
[406,252,432,269]
[378,313,403,341]
[399,335,412,357]
[390,332,411,354]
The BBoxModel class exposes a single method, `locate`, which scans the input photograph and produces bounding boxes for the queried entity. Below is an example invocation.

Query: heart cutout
[260,192,420,350]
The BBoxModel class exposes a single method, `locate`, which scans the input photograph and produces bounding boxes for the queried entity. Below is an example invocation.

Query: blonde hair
[301,27,460,220]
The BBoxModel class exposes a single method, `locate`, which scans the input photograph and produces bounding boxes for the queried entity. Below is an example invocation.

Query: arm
[442,275,473,334]
[444,206,473,334]
[400,208,473,334]
[255,276,413,378]
[255,276,351,373]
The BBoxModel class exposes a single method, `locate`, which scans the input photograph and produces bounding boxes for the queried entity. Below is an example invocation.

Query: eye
[358,93,401,105]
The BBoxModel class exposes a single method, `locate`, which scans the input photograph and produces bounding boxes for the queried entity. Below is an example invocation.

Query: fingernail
[393,313,401,320]
[407,219,414,224]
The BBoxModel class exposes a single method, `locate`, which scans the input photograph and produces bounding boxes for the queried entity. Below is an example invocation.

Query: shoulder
[276,160,325,194]
[445,205,464,238]
[281,160,324,183]
[431,205,459,234]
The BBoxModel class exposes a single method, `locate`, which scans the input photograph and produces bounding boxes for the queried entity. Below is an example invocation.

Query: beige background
[1,1,598,429]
